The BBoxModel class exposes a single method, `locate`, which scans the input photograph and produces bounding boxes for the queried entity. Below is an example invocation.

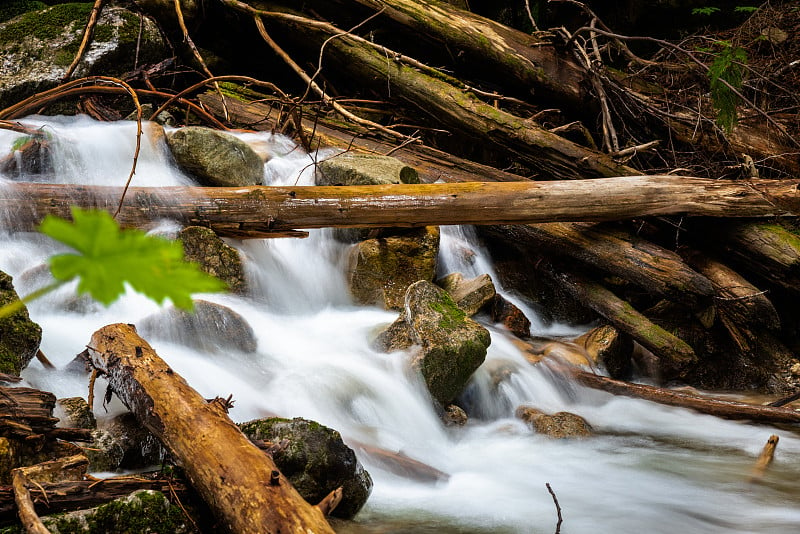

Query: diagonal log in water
[0,177,797,238]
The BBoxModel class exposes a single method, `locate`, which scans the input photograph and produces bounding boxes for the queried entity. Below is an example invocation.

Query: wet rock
[0,134,52,178]
[442,404,467,426]
[87,413,161,472]
[56,397,96,430]
[0,5,166,109]
[375,281,491,406]
[489,294,531,338]
[317,153,420,243]
[239,417,372,519]
[576,324,633,379]
[437,272,496,317]
[0,271,41,374]
[348,227,439,310]
[515,406,592,438]
[316,152,419,186]
[179,226,247,294]
[138,299,257,354]
[36,489,190,533]
[166,126,264,187]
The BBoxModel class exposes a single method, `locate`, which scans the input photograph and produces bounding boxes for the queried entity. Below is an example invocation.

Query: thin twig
[546,482,563,534]
[63,0,106,81]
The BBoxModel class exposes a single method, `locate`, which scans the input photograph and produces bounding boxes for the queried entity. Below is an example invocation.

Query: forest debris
[87,323,335,534]
[749,435,779,482]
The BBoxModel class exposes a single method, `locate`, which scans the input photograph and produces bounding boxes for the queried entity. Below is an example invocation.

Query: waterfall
[1,116,799,533]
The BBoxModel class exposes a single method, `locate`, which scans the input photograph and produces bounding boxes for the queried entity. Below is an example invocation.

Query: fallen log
[569,368,800,424]
[1,178,799,237]
[86,323,334,534]
[536,261,697,379]
[481,222,715,310]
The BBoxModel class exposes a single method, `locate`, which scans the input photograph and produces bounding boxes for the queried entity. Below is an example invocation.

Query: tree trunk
[1,178,798,237]
[569,368,800,424]
[86,323,335,534]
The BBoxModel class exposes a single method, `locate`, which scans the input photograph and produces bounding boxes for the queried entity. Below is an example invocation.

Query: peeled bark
[1,178,798,237]
[87,323,334,534]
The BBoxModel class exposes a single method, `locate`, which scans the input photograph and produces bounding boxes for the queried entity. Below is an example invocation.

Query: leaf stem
[0,280,68,320]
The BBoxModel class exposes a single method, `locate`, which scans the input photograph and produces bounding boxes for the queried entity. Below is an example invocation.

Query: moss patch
[0,3,91,45]
[0,1,47,23]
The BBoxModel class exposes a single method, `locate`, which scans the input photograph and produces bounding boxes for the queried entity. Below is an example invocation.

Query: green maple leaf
[39,208,226,309]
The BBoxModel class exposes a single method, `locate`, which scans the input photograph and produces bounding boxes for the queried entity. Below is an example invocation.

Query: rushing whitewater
[1,116,799,533]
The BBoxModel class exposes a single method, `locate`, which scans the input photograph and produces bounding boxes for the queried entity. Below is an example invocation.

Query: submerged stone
[516,406,592,438]
[239,417,372,519]
[0,271,41,375]
[138,299,257,354]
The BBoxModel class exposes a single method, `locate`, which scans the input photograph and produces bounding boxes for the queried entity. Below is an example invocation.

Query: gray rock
[516,406,592,438]
[179,226,246,294]
[87,413,162,472]
[0,271,41,374]
[239,417,372,519]
[56,397,96,430]
[348,227,439,310]
[138,299,257,354]
[0,5,166,109]
[317,152,419,186]
[166,126,264,187]
[437,272,496,317]
[375,281,491,406]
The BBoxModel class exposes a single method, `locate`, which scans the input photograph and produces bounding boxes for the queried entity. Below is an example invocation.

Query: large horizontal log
[87,323,334,534]
[1,178,798,237]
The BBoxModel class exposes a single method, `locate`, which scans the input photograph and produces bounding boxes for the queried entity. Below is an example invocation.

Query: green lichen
[428,295,466,330]
[0,3,91,45]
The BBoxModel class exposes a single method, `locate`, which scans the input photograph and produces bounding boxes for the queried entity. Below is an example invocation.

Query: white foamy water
[1,116,799,533]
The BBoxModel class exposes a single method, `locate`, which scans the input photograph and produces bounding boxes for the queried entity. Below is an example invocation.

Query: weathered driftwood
[0,474,191,522]
[0,387,59,442]
[536,261,697,378]
[480,222,715,310]
[86,323,334,534]
[749,434,779,483]
[1,178,799,237]
[570,368,800,424]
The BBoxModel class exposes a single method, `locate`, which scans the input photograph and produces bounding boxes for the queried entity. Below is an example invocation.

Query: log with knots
[0,177,798,238]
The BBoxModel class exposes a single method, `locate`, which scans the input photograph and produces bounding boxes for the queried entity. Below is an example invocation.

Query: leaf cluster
[40,208,226,310]
[707,42,747,133]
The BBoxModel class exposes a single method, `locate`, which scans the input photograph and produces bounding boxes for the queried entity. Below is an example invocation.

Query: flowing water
[1,115,799,533]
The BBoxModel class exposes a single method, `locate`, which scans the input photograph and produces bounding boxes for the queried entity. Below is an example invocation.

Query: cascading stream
[0,116,798,533]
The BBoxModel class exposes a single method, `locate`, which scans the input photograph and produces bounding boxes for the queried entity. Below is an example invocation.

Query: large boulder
[179,226,247,294]
[316,152,419,186]
[0,271,41,375]
[348,227,439,310]
[0,4,166,109]
[137,299,257,354]
[239,417,372,519]
[374,281,491,406]
[166,127,264,187]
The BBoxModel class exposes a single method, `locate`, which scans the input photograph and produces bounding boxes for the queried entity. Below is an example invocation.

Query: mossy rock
[166,127,264,187]
[375,281,491,406]
[179,226,246,294]
[348,227,440,310]
[316,152,419,186]
[239,417,372,519]
[18,490,191,534]
[0,271,41,375]
[0,4,166,110]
